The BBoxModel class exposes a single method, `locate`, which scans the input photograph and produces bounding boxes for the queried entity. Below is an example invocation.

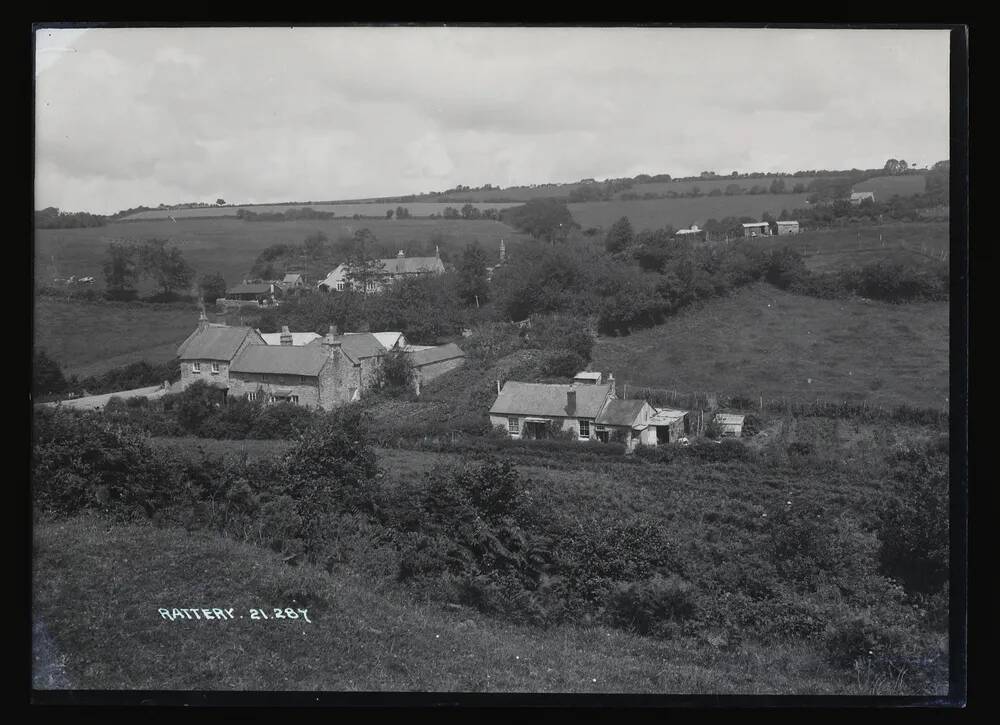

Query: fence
[622,385,949,427]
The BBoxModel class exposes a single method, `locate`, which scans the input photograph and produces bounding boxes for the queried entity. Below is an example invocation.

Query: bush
[824,614,905,668]
[741,414,763,437]
[606,574,698,637]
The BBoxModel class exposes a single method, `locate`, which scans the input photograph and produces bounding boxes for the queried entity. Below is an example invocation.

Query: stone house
[317,250,446,293]
[176,312,264,392]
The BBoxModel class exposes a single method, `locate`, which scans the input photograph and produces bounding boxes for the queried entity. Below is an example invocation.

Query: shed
[775,220,800,235]
[742,222,772,238]
[573,371,603,385]
[713,413,746,437]
[648,407,689,443]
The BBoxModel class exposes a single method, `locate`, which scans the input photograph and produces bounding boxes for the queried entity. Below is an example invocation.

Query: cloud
[34,27,951,214]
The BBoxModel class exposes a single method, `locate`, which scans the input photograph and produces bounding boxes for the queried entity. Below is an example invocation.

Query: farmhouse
[742,222,772,238]
[176,313,265,392]
[775,220,801,235]
[317,250,446,293]
[228,326,366,409]
[850,191,876,205]
[594,398,658,450]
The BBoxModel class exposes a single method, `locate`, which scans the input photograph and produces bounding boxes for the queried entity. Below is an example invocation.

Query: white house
[318,250,446,293]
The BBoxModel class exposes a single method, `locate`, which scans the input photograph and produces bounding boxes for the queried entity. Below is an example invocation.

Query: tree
[33,349,67,397]
[724,184,743,196]
[396,206,411,219]
[604,216,635,254]
[501,199,575,243]
[139,239,194,297]
[199,272,227,303]
[385,209,394,219]
[457,242,490,306]
[102,242,140,299]
[884,158,901,175]
[216,198,226,206]
[343,229,389,294]
[443,206,461,220]
[303,231,328,260]
[461,203,481,220]
[769,178,786,194]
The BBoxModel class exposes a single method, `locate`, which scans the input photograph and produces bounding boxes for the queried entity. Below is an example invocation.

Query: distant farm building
[850,191,876,205]
[775,220,801,235]
[573,371,604,385]
[221,281,277,307]
[675,223,703,238]
[742,222,772,238]
[318,250,446,293]
[713,413,746,437]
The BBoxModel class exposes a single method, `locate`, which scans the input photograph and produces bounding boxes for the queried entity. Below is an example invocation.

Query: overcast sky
[35,26,951,215]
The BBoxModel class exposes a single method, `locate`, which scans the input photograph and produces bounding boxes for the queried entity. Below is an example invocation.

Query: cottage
[675,223,703,238]
[742,222,772,238]
[176,312,264,392]
[318,250,446,293]
[572,371,604,385]
[647,407,690,443]
[775,220,800,235]
[850,191,876,205]
[713,413,746,437]
[489,379,616,442]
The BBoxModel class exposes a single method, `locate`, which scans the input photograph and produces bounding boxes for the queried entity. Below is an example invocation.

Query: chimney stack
[280,325,292,346]
[566,389,577,414]
[397,250,405,258]
[608,372,616,397]
[435,244,440,259]
[197,309,209,331]
[322,324,342,357]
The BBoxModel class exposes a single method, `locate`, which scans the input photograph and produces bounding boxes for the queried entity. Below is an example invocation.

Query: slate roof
[378,257,445,275]
[648,408,688,425]
[595,398,650,428]
[408,343,465,367]
[336,333,387,360]
[260,331,321,346]
[489,381,612,419]
[714,413,745,435]
[282,273,304,284]
[227,282,272,295]
[230,344,330,376]
[177,325,257,361]
[850,191,875,201]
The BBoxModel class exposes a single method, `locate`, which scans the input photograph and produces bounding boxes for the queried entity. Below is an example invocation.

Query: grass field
[33,297,209,378]
[119,201,523,222]
[568,193,813,232]
[590,284,949,410]
[735,222,949,273]
[33,514,907,693]
[852,175,927,199]
[35,217,529,290]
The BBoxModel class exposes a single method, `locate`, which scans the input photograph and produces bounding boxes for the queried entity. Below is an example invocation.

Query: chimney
[280,325,292,346]
[197,309,209,331]
[566,389,577,414]
[499,239,506,263]
[435,244,440,259]
[397,250,405,258]
[322,324,342,357]
[608,372,616,397]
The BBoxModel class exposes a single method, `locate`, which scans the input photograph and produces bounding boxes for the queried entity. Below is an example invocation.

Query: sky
[34,26,951,215]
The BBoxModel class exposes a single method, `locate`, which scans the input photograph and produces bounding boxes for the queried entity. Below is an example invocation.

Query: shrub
[606,575,698,636]
[824,614,905,668]
[741,413,763,437]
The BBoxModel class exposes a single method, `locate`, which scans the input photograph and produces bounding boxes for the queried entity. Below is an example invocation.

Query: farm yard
[568,193,813,231]
[590,284,949,410]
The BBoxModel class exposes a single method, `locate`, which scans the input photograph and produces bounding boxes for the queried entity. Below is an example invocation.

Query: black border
[26,20,971,711]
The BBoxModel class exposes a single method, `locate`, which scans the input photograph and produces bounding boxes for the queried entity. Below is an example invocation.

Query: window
[192,362,201,374]
[290,395,299,405]
[247,392,258,402]
[508,417,520,434]
[336,281,345,291]
[578,419,590,438]
[211,362,220,374]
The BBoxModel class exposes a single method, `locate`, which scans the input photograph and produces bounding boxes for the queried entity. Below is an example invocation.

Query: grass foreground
[34,515,885,695]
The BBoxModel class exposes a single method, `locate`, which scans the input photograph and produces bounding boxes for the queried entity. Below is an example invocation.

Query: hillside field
[852,175,927,199]
[33,297,211,378]
[734,222,949,273]
[568,193,813,232]
[590,284,949,410]
[119,201,523,222]
[35,217,528,290]
[34,515,888,694]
